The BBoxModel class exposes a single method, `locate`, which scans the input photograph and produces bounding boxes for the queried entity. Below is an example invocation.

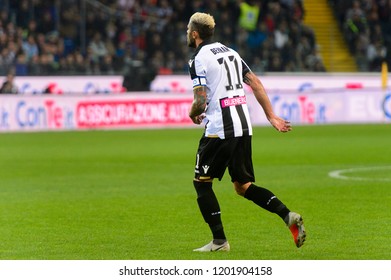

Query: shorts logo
[202,165,210,174]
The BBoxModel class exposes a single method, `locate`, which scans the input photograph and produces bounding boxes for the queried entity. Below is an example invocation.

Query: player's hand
[190,114,205,125]
[269,117,292,133]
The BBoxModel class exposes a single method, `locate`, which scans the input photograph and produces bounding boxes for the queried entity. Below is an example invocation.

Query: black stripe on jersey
[241,59,251,79]
[231,56,243,89]
[188,40,213,79]
[220,96,249,138]
[218,57,234,91]
[219,96,235,138]
[221,105,234,138]
[235,104,249,136]
[189,57,197,79]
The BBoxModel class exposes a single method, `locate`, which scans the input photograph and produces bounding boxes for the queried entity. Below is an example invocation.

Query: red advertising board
[76,98,193,128]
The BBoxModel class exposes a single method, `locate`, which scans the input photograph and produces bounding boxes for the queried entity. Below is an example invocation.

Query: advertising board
[1,76,124,95]
[1,90,390,132]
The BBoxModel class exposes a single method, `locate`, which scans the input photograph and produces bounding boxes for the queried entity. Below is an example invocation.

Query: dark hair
[191,22,214,40]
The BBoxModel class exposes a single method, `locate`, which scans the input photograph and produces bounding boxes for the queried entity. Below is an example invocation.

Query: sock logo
[266,196,276,206]
[202,165,210,174]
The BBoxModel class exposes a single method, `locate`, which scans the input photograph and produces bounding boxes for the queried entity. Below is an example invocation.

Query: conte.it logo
[383,93,391,119]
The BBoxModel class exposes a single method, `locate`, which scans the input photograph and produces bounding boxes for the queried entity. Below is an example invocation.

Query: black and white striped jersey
[188,41,253,139]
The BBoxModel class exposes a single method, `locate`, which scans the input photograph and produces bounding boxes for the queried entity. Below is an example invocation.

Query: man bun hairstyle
[190,12,215,40]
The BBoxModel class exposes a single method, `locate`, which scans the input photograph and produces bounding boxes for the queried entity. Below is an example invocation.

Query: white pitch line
[328,166,391,182]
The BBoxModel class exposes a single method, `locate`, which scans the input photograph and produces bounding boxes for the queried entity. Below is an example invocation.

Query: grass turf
[0,124,390,260]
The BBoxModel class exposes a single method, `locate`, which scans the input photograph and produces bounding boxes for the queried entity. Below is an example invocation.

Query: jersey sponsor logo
[220,96,247,108]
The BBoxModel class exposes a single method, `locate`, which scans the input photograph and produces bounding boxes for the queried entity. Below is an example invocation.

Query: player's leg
[229,136,306,247]
[193,179,229,252]
[234,181,306,247]
[234,181,290,220]
[192,137,231,252]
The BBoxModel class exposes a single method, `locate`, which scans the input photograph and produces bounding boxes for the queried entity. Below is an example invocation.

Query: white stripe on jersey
[188,42,252,139]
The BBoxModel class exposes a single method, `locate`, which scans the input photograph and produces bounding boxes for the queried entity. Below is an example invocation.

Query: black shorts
[194,135,255,183]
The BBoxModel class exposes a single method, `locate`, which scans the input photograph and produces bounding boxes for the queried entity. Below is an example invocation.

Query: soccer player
[187,12,306,252]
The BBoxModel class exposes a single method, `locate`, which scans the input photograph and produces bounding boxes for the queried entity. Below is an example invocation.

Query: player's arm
[189,85,207,124]
[243,71,291,132]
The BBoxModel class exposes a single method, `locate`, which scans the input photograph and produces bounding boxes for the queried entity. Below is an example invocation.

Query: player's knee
[233,181,251,196]
[193,179,213,198]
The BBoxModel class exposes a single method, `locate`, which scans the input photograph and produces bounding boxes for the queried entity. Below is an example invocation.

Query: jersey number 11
[217,55,243,91]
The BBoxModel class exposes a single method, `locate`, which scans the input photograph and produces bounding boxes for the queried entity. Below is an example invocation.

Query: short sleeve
[189,57,207,88]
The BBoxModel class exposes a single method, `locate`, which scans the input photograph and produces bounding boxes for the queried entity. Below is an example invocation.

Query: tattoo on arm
[189,86,207,118]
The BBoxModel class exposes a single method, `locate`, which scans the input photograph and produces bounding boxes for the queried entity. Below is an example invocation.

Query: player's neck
[195,38,203,48]
[196,38,214,49]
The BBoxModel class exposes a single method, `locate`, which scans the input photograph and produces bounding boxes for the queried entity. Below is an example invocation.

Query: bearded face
[187,24,196,48]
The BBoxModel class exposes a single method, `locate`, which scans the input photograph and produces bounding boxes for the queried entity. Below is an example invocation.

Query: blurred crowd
[329,0,391,72]
[0,0,324,82]
[0,0,389,89]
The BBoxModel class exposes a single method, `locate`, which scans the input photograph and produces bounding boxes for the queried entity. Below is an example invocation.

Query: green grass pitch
[0,124,390,260]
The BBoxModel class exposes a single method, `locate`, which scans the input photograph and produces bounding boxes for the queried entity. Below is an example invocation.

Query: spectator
[0,43,16,75]
[355,33,370,71]
[367,40,387,71]
[117,0,136,11]
[296,36,312,68]
[291,0,305,22]
[73,51,88,74]
[22,34,39,62]
[344,10,368,53]
[345,0,365,21]
[247,22,268,56]
[26,19,39,37]
[251,56,266,73]
[15,53,28,76]
[88,32,108,64]
[239,0,261,32]
[59,2,80,40]
[15,0,30,29]
[37,9,56,34]
[305,45,326,72]
[100,54,115,74]
[38,53,59,75]
[28,54,43,75]
[0,72,18,94]
[58,53,76,74]
[268,51,284,71]
[274,20,289,49]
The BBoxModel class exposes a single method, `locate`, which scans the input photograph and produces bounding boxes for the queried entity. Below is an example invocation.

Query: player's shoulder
[198,42,240,61]
[197,42,219,56]
[202,42,231,53]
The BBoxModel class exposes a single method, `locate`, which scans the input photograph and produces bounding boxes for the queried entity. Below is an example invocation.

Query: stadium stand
[0,0,389,87]
[0,0,321,78]
[328,0,391,72]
